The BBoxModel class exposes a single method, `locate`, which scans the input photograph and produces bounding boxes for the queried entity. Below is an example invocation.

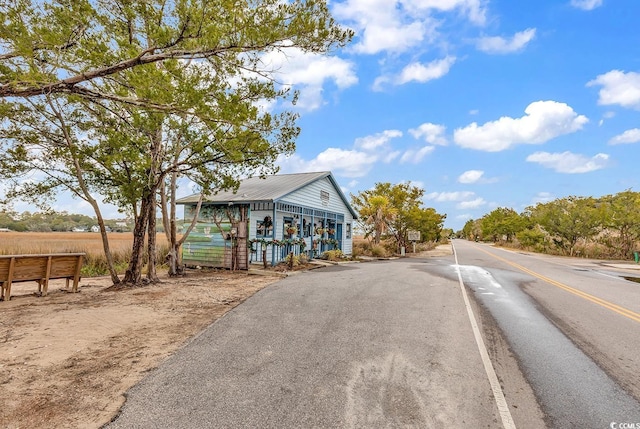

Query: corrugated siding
[182,221,232,267]
[182,205,247,268]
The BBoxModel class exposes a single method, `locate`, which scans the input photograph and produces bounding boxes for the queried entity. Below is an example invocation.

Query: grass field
[0,232,171,276]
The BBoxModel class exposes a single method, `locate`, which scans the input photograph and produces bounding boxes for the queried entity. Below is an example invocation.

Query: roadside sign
[408,230,420,241]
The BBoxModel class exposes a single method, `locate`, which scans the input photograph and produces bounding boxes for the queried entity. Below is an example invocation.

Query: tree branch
[0,42,279,98]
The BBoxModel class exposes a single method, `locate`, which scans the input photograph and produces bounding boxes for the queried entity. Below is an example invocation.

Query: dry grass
[0,231,153,255]
[0,232,172,276]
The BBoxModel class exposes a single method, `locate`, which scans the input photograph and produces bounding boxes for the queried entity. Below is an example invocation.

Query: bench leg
[43,278,50,296]
[37,279,50,297]
[2,280,12,302]
[69,277,81,293]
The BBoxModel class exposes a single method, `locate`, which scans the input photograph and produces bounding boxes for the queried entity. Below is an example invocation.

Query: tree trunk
[123,119,163,285]
[122,192,152,284]
[94,209,121,285]
[146,206,159,282]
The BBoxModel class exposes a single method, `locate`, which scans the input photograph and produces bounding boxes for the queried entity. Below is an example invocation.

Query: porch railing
[248,237,339,265]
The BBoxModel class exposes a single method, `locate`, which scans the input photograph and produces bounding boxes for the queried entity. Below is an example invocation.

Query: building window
[303,218,312,237]
[346,223,352,239]
[257,216,273,238]
[283,217,297,238]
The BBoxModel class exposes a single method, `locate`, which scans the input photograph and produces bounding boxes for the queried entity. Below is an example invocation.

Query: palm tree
[362,195,397,244]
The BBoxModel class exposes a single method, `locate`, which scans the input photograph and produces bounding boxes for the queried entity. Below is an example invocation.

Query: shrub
[320,249,345,261]
[298,253,309,264]
[370,245,387,258]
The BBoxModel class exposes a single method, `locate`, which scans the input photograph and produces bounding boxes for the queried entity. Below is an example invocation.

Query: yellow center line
[475,246,640,324]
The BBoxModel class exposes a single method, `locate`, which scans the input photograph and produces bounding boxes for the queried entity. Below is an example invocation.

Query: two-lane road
[108,256,543,428]
[451,239,640,427]
[107,243,640,428]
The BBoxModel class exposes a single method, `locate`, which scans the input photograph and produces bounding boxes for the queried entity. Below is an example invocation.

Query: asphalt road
[106,256,544,428]
[106,243,640,428]
[450,239,640,428]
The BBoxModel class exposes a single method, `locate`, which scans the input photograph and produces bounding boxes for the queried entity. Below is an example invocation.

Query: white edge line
[453,243,517,429]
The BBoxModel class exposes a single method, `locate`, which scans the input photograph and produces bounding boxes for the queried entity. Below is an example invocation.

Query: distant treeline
[460,190,640,260]
[0,210,135,232]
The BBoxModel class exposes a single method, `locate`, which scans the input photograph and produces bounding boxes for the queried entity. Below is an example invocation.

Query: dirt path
[0,270,280,429]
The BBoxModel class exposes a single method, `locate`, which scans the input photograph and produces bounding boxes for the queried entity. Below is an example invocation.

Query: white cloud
[355,130,403,150]
[277,128,408,178]
[453,100,588,151]
[277,148,378,178]
[425,191,476,201]
[400,145,436,163]
[476,28,537,54]
[532,192,554,204]
[458,170,484,183]
[384,151,402,163]
[570,0,603,11]
[333,0,487,56]
[332,0,435,55]
[526,151,609,173]
[409,123,448,145]
[403,0,487,26]
[260,47,358,111]
[374,56,456,90]
[599,111,616,126]
[400,56,457,85]
[588,70,640,110]
[609,128,640,145]
[457,198,486,209]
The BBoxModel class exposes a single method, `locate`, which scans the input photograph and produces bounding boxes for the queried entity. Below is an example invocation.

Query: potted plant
[286,225,298,236]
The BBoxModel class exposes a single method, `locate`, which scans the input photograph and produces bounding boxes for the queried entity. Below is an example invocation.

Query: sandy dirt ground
[0,269,284,429]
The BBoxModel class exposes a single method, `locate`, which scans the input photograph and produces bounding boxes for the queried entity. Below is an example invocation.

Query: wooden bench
[0,253,85,302]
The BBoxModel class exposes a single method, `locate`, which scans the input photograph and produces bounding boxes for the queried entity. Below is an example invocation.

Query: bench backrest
[0,253,85,282]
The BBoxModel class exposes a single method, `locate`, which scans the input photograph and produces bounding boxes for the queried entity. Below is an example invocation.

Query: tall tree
[480,207,526,243]
[351,182,444,252]
[407,206,446,243]
[0,0,353,285]
[529,196,603,256]
[599,190,640,258]
[350,194,396,244]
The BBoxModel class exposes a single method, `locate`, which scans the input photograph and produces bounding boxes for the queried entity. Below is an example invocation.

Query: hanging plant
[286,225,298,235]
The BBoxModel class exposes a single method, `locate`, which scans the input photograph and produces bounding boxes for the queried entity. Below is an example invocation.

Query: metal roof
[176,171,358,218]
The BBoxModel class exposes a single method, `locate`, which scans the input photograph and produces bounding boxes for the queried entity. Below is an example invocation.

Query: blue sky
[273,0,640,231]
[11,0,640,231]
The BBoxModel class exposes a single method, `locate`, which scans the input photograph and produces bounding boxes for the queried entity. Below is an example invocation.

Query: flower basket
[286,226,298,235]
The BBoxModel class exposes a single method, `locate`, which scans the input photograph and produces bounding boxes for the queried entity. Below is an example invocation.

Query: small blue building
[176,171,358,269]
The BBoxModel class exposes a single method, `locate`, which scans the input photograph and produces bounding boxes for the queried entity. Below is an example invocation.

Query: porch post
[271,204,277,266]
